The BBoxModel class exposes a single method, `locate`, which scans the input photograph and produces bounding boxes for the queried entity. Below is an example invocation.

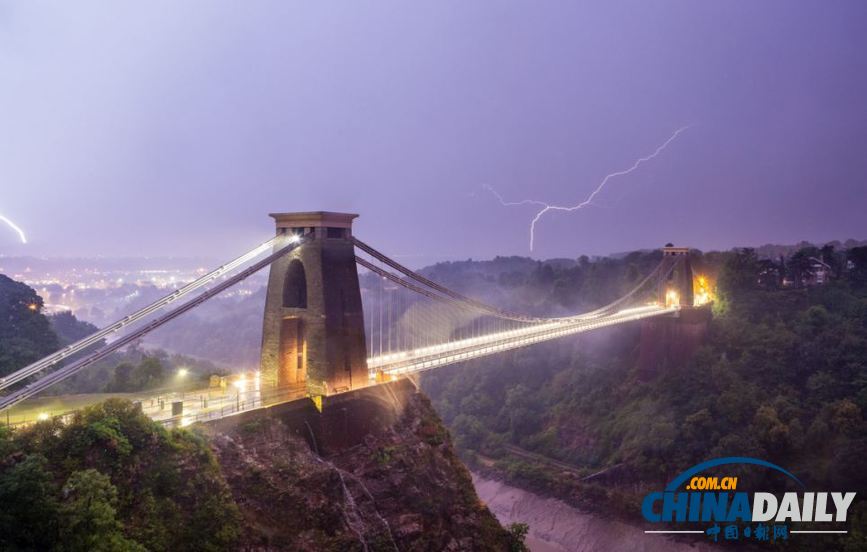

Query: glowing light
[665,289,680,308]
[27,303,38,311]
[37,412,50,421]
[0,214,26,244]
[233,375,247,390]
[488,126,690,250]
[693,275,714,307]
[177,368,189,377]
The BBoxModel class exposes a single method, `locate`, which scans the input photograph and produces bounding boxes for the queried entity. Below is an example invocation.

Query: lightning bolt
[488,126,690,251]
[0,214,27,244]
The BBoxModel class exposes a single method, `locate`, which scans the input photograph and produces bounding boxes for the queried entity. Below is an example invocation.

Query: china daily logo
[641,457,855,543]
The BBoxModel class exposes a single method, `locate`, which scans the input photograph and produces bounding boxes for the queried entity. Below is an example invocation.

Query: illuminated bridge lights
[0,235,291,392]
[665,289,680,308]
[368,305,676,378]
[2,228,683,427]
[693,274,714,307]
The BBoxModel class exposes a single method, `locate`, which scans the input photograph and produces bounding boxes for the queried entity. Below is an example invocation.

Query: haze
[1,1,866,262]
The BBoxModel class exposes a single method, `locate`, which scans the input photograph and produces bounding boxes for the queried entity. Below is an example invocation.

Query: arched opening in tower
[279,317,306,386]
[283,259,308,308]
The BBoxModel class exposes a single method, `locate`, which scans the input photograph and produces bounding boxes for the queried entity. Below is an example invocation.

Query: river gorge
[472,473,712,552]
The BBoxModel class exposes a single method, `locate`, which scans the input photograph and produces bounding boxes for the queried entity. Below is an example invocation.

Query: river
[472,473,712,552]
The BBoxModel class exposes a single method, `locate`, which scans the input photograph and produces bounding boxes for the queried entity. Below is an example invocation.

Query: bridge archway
[261,212,369,397]
[279,317,306,385]
[283,259,307,308]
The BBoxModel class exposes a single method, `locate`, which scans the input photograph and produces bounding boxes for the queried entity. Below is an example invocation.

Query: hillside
[207,391,518,550]
[422,245,867,550]
[0,394,522,551]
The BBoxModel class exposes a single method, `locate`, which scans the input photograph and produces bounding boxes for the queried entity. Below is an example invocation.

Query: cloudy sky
[1,1,865,262]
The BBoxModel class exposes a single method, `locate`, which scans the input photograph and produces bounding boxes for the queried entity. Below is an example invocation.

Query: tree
[788,249,816,287]
[820,244,842,278]
[107,362,135,392]
[507,522,530,552]
[57,469,144,552]
[848,246,867,286]
[717,248,760,307]
[50,311,99,346]
[133,357,165,390]
[0,275,59,378]
[0,454,59,549]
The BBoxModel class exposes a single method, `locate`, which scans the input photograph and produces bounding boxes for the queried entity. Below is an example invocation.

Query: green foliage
[423,246,867,549]
[57,469,144,552]
[50,311,99,346]
[0,274,59,378]
[105,356,167,392]
[507,522,530,551]
[0,399,241,551]
[0,453,59,550]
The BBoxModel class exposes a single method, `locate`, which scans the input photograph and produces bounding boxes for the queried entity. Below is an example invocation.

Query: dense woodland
[0,399,240,551]
[422,244,867,551]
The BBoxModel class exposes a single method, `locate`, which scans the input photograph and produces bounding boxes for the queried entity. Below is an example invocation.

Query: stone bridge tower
[260,212,368,399]
[640,243,711,378]
[658,244,694,307]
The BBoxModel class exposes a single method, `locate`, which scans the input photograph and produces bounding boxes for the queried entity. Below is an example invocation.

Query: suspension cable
[0,235,307,412]
[354,237,666,322]
[353,238,541,321]
[356,256,491,314]
[0,234,286,392]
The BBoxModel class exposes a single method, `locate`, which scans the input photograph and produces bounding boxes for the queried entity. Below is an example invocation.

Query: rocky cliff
[205,390,516,551]
[0,391,519,551]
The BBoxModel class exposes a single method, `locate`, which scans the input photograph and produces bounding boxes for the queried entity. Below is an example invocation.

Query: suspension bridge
[0,212,699,427]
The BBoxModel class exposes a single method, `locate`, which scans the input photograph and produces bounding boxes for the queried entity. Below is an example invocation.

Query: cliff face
[207,390,514,551]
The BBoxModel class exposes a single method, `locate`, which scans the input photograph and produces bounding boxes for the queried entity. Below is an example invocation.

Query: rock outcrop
[206,390,514,551]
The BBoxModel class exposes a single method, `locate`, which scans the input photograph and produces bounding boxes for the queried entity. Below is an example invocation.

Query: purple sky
[1,1,866,263]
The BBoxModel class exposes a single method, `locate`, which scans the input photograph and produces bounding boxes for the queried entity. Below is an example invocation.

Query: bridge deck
[4,305,675,429]
[368,305,675,377]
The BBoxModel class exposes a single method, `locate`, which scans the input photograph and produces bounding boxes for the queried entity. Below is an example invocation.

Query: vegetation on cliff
[0,399,241,551]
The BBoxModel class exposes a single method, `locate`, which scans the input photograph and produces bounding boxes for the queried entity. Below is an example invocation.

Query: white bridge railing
[368,305,676,378]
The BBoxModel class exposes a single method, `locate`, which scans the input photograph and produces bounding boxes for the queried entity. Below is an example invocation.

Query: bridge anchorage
[0,210,710,432]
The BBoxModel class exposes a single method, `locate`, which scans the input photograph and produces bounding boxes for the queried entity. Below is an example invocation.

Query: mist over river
[472,474,713,552]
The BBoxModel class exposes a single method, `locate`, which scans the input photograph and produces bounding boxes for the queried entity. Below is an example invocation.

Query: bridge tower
[260,212,368,398]
[640,243,710,378]
[658,244,694,307]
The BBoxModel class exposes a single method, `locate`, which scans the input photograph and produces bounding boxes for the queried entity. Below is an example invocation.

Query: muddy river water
[472,473,712,552]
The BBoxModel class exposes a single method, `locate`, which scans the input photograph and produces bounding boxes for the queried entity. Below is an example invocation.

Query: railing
[156,384,309,428]
[371,305,676,376]
[2,383,310,430]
